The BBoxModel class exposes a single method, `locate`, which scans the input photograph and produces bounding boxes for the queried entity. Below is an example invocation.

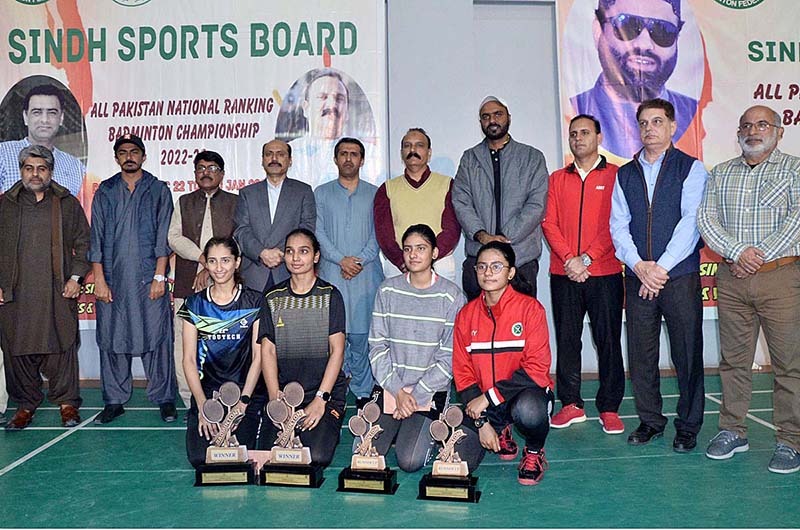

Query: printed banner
[0,0,388,323]
[556,0,795,310]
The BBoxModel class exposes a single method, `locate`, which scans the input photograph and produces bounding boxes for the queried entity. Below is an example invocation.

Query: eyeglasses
[598,11,683,48]
[738,121,781,133]
[474,262,509,274]
[194,165,222,174]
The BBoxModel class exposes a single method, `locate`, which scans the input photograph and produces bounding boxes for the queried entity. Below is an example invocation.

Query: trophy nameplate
[418,406,480,502]
[259,382,324,488]
[337,399,398,494]
[195,382,255,486]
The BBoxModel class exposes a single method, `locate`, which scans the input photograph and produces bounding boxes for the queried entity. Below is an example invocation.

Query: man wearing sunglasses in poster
[571,0,697,158]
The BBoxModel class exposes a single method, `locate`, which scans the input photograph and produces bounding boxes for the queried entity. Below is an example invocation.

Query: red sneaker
[498,425,519,460]
[550,403,587,429]
[518,447,548,485]
[599,412,625,434]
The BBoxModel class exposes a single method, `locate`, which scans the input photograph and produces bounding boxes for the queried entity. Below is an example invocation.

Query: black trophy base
[259,462,325,488]
[337,466,398,494]
[194,462,255,486]
[418,473,480,503]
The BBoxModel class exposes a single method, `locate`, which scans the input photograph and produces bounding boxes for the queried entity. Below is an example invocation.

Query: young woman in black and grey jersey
[179,237,267,468]
[259,228,347,467]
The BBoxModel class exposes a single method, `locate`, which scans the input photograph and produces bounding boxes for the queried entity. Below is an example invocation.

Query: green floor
[1,374,797,528]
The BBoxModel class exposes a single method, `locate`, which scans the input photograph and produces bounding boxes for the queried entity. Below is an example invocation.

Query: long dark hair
[476,241,534,296]
[203,236,244,286]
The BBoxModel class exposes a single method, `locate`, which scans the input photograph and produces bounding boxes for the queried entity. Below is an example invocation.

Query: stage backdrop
[556,0,799,314]
[1,0,387,377]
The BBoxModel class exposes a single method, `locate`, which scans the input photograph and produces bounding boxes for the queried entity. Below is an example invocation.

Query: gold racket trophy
[259,381,324,488]
[418,406,480,502]
[194,381,255,486]
[337,398,398,494]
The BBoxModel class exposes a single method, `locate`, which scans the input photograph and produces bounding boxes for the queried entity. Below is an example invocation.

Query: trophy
[194,382,255,486]
[418,406,480,502]
[337,398,398,494]
[259,381,324,488]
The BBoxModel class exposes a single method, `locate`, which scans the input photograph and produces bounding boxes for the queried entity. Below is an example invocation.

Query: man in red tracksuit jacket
[542,114,625,435]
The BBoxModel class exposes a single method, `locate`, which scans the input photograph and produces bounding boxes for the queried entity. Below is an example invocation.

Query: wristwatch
[240,394,251,405]
[474,415,488,428]
[316,390,331,402]
[153,274,167,282]
[580,253,592,267]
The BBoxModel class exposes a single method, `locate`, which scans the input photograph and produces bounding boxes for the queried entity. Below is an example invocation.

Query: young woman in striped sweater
[367,224,474,472]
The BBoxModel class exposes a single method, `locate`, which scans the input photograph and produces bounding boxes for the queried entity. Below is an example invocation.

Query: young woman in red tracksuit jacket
[452,241,555,486]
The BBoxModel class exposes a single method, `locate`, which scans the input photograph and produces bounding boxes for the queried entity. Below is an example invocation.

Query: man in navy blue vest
[609,98,708,452]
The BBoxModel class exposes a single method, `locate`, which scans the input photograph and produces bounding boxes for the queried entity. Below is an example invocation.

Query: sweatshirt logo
[276,316,285,328]
[511,322,523,337]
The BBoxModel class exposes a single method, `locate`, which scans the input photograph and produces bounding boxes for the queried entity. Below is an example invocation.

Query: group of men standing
[0,88,797,476]
[545,99,800,474]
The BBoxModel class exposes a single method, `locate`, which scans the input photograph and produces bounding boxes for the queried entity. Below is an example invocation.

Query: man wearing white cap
[452,96,550,299]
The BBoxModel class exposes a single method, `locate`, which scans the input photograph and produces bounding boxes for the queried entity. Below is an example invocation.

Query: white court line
[0,411,100,478]
[705,394,776,431]
[36,407,183,411]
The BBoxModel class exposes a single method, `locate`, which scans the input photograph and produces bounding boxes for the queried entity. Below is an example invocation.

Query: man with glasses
[571,0,698,157]
[167,151,237,416]
[609,98,707,452]
[542,115,625,435]
[698,106,800,474]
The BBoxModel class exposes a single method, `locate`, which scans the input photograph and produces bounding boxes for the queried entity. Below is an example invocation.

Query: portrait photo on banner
[275,67,380,188]
[0,75,88,198]
[559,0,707,162]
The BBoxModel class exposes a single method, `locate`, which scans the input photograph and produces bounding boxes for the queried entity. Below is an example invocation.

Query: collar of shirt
[266,178,284,192]
[336,178,361,195]
[575,155,602,180]
[488,134,512,155]
[737,147,783,169]
[403,166,431,189]
[405,270,438,288]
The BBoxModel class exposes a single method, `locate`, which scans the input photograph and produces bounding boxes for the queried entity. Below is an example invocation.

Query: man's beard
[739,130,778,159]
[481,120,510,141]
[602,44,678,97]
[22,178,51,192]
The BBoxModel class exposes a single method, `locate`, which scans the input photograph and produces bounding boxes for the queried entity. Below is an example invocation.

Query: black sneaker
[160,402,178,423]
[95,404,125,424]
[518,447,548,485]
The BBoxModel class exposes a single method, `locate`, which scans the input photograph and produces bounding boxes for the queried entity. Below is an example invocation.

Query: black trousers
[462,256,538,301]
[459,386,554,469]
[551,273,624,412]
[186,395,267,468]
[625,273,705,434]
[4,345,82,412]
